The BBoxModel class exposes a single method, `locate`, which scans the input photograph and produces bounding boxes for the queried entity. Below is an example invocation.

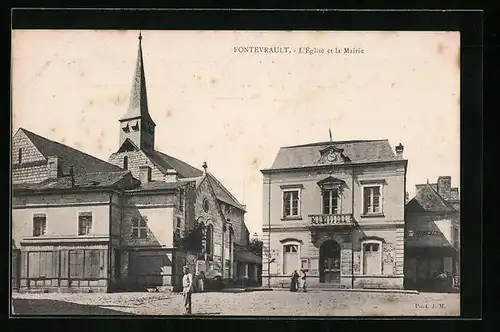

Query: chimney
[164,169,178,183]
[202,161,208,173]
[69,166,75,187]
[395,143,404,159]
[415,184,426,193]
[139,165,152,184]
[437,176,452,200]
[450,187,459,201]
[47,156,60,179]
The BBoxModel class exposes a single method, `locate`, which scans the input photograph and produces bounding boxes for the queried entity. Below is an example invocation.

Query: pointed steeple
[121,31,155,125]
[117,31,156,152]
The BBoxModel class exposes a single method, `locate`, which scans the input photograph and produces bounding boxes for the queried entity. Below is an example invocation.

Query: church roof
[406,183,457,213]
[19,128,123,175]
[143,149,203,178]
[120,32,155,125]
[264,139,399,171]
[206,172,246,212]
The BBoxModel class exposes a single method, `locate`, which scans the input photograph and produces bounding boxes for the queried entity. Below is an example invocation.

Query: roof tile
[20,128,123,175]
[267,139,398,170]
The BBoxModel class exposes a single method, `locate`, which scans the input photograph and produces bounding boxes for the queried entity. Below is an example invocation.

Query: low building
[261,139,407,289]
[404,176,460,291]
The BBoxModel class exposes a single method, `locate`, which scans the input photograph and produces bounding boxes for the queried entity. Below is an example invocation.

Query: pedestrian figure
[300,269,307,292]
[182,266,194,314]
[198,271,205,292]
[290,270,299,292]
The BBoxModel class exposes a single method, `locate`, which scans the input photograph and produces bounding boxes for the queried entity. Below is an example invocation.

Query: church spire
[117,31,156,152]
[121,31,155,126]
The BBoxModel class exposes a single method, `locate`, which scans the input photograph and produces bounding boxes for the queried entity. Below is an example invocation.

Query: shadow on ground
[13,298,135,316]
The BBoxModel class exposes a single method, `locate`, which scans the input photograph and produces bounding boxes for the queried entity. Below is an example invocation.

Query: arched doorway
[319,240,341,283]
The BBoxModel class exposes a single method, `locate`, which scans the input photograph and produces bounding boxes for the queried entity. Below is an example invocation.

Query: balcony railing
[309,213,354,226]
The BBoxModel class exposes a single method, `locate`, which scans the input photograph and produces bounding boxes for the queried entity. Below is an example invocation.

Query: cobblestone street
[12,290,460,316]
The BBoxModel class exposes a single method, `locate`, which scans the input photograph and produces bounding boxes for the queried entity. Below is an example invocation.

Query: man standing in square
[182,266,193,314]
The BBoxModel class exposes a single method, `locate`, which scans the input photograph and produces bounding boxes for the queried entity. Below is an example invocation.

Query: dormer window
[123,156,128,170]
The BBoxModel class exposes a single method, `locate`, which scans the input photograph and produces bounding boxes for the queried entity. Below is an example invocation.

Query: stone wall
[108,150,163,181]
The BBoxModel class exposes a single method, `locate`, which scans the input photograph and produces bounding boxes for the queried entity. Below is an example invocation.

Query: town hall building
[261,138,407,289]
[11,32,261,293]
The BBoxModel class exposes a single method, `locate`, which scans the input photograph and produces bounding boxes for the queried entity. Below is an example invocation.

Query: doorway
[319,240,341,283]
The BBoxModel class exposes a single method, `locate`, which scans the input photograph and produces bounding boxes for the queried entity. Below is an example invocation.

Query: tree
[247,234,263,257]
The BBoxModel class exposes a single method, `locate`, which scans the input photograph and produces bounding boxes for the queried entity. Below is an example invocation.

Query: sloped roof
[19,128,123,175]
[234,244,262,264]
[12,171,133,191]
[203,172,246,212]
[406,183,457,213]
[125,181,181,192]
[266,139,399,170]
[143,150,203,178]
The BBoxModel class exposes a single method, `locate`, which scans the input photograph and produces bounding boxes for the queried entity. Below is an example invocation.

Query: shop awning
[234,248,262,264]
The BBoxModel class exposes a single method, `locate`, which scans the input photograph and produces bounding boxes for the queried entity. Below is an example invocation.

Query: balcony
[308,213,354,227]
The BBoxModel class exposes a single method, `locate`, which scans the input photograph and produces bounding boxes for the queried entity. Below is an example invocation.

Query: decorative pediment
[317,176,346,187]
[317,176,346,195]
[318,145,350,165]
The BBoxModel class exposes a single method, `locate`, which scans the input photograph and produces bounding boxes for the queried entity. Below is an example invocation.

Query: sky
[12,30,460,236]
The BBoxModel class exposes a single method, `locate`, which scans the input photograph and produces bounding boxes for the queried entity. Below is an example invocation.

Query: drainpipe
[222,223,224,281]
[267,173,271,289]
[351,167,355,289]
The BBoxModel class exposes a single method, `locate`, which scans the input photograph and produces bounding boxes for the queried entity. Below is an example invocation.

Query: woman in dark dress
[290,270,299,292]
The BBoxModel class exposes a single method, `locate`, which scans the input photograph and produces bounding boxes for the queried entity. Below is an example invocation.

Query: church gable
[108,149,164,182]
[116,138,140,153]
[194,175,226,258]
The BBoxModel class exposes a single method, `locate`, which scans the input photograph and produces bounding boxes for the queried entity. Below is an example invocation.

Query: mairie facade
[11,33,260,293]
[261,140,407,289]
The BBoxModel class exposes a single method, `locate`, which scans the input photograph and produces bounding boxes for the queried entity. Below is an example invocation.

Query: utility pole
[351,167,355,289]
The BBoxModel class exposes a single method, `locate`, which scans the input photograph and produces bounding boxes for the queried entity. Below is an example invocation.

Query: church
[11,32,261,293]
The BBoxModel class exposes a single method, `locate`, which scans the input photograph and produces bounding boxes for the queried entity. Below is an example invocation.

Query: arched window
[123,156,128,170]
[361,239,383,275]
[205,224,213,256]
[281,240,301,275]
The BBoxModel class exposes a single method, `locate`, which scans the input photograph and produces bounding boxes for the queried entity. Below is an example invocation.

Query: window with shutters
[69,249,101,279]
[78,212,92,235]
[28,251,53,278]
